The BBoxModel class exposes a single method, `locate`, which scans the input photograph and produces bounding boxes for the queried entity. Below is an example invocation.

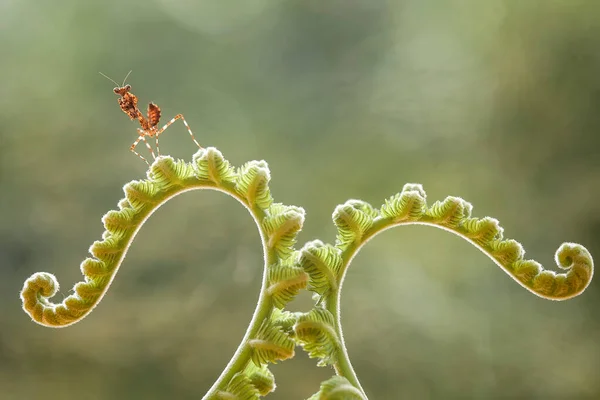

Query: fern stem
[202,201,278,398]
[325,286,368,398]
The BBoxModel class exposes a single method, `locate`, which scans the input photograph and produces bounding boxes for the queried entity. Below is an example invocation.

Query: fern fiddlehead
[20,147,307,399]
[20,150,594,400]
[297,183,594,399]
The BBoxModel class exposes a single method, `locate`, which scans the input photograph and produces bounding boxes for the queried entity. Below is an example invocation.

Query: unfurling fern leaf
[267,261,308,309]
[459,216,503,245]
[147,156,196,191]
[379,184,427,222]
[307,376,366,400]
[299,240,343,295]
[244,363,276,396]
[18,146,595,399]
[214,372,260,400]
[101,207,137,237]
[425,196,472,228]
[294,307,339,367]
[193,147,237,185]
[534,242,594,299]
[88,235,123,265]
[333,200,378,250]
[489,239,524,265]
[270,308,300,336]
[123,180,160,212]
[236,161,273,209]
[249,319,296,365]
[262,203,305,259]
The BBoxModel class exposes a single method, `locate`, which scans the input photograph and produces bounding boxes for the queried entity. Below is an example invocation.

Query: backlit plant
[20,148,594,399]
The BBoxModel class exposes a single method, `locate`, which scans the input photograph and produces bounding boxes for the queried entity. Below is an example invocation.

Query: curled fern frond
[262,203,305,259]
[307,376,366,400]
[266,260,308,309]
[20,147,314,398]
[460,216,503,245]
[379,183,427,222]
[294,307,339,367]
[20,138,595,400]
[101,207,138,237]
[236,161,273,210]
[248,319,296,365]
[425,196,472,229]
[214,372,260,400]
[299,240,343,295]
[193,147,237,185]
[147,156,197,191]
[333,200,379,250]
[124,179,160,212]
[244,363,276,396]
[270,308,300,334]
[336,184,594,302]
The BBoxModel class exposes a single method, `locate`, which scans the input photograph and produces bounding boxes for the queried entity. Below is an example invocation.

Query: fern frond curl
[299,240,343,295]
[262,203,305,259]
[294,307,340,367]
[20,147,310,399]
[328,184,595,301]
[248,319,296,365]
[244,363,276,396]
[214,372,260,400]
[307,376,366,400]
[379,183,427,222]
[301,184,593,398]
[193,147,237,185]
[236,161,273,210]
[333,200,379,250]
[266,260,308,309]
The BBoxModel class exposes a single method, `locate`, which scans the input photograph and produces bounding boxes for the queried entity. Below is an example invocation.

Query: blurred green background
[2,0,600,398]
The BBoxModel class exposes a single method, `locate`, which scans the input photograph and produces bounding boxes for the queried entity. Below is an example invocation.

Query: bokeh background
[1,0,600,399]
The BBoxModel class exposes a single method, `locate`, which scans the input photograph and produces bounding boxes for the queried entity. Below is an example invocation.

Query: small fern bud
[102,207,137,237]
[193,147,237,185]
[299,240,343,295]
[308,376,366,400]
[124,179,160,212]
[333,200,378,249]
[236,161,273,210]
[426,196,472,228]
[244,363,276,396]
[380,186,427,221]
[215,372,261,400]
[489,239,524,265]
[294,307,339,367]
[460,216,503,244]
[89,236,123,265]
[267,261,308,309]
[147,156,196,190]
[249,319,296,365]
[262,203,305,259]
